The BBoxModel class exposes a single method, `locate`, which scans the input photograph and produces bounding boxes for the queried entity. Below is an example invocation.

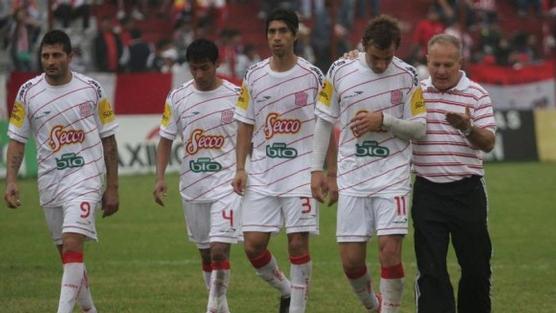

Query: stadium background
[0,1,555,312]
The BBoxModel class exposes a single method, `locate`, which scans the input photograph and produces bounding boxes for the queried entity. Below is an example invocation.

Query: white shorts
[337,194,409,242]
[241,190,319,234]
[43,199,100,245]
[183,192,243,249]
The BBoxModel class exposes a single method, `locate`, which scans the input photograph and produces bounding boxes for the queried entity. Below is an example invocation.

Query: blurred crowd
[0,0,555,78]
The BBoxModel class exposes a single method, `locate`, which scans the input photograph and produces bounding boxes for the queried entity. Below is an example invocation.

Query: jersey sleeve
[95,83,118,138]
[473,92,496,133]
[402,86,426,123]
[7,84,31,143]
[234,81,255,125]
[315,65,340,123]
[159,90,179,140]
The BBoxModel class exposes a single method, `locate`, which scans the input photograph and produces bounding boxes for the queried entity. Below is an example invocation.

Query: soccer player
[232,9,337,313]
[4,30,119,313]
[153,39,242,313]
[412,34,495,313]
[311,15,426,313]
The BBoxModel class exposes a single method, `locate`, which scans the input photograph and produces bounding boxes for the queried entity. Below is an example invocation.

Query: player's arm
[153,137,173,206]
[324,128,338,205]
[382,113,426,140]
[232,121,253,195]
[4,139,25,208]
[311,117,334,203]
[101,135,119,217]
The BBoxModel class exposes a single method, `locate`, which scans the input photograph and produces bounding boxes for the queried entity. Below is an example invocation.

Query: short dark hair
[362,15,401,50]
[186,38,219,63]
[40,30,72,54]
[265,9,298,35]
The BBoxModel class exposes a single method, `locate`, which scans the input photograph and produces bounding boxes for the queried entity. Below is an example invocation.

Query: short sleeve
[473,92,496,133]
[402,86,427,122]
[95,83,118,138]
[315,68,340,123]
[7,84,31,143]
[234,81,255,125]
[159,91,179,140]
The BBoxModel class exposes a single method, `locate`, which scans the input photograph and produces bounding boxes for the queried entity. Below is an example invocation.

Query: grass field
[1,162,555,313]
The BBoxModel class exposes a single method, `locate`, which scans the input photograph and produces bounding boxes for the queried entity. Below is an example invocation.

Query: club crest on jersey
[264,112,301,140]
[390,90,403,105]
[221,109,234,124]
[294,91,308,107]
[185,129,225,155]
[79,102,93,118]
[48,125,86,153]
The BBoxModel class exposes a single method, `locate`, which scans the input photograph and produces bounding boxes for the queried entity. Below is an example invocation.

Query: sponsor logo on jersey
[98,98,115,125]
[318,80,333,107]
[295,91,308,107]
[79,102,94,118]
[264,112,301,139]
[185,129,224,155]
[56,152,85,170]
[256,95,271,103]
[48,125,86,153]
[266,142,297,159]
[34,110,51,120]
[221,109,234,124]
[189,157,222,172]
[410,87,425,116]
[9,101,25,128]
[391,89,403,105]
[343,91,363,99]
[355,140,390,157]
[161,102,172,127]
[236,85,250,110]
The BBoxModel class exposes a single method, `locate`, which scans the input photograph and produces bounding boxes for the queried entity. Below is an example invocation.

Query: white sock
[380,264,404,313]
[58,252,85,313]
[202,262,212,291]
[77,265,96,313]
[346,266,379,312]
[289,255,312,313]
[207,261,231,313]
[249,250,291,297]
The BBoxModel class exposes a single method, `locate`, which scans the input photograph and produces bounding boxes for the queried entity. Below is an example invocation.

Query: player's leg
[412,178,455,313]
[55,244,96,313]
[336,195,379,312]
[375,196,409,313]
[206,193,242,313]
[242,191,291,305]
[199,248,212,290]
[282,196,319,313]
[450,178,491,313]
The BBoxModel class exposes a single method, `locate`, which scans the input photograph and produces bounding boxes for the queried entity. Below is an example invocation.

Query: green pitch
[1,162,555,313]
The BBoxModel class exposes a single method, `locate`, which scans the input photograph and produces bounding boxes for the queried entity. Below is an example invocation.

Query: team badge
[295,92,308,107]
[79,102,93,118]
[390,90,402,105]
[221,109,234,124]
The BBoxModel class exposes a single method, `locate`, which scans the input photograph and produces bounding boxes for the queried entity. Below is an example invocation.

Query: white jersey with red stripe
[234,57,324,197]
[159,79,240,202]
[413,72,496,183]
[316,54,426,197]
[8,72,118,207]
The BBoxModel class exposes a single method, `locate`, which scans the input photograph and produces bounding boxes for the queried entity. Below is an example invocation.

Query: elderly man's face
[427,42,462,91]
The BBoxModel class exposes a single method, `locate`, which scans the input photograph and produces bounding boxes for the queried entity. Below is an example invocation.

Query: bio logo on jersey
[189,157,222,172]
[264,113,301,139]
[9,101,25,128]
[355,140,390,157]
[185,129,224,155]
[98,98,115,125]
[236,85,250,110]
[56,152,85,170]
[318,80,333,107]
[410,87,425,116]
[49,125,86,153]
[266,142,297,159]
[161,102,172,127]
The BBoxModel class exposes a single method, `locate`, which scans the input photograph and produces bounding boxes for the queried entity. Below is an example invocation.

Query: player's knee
[243,240,266,259]
[62,233,85,253]
[287,233,309,257]
[210,243,230,262]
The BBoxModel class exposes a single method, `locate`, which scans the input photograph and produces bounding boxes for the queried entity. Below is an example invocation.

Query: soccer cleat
[366,294,382,313]
[279,295,291,313]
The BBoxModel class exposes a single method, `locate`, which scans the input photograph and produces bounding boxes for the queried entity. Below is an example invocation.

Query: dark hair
[40,30,72,54]
[361,15,401,50]
[265,9,298,35]
[186,38,219,63]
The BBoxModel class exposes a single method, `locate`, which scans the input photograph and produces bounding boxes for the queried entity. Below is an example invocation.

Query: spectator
[235,43,260,78]
[9,7,39,71]
[94,17,124,72]
[150,38,179,73]
[409,6,445,64]
[173,17,194,62]
[127,29,151,72]
[52,0,91,30]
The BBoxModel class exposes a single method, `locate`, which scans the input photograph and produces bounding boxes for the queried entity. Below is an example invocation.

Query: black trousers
[412,175,492,313]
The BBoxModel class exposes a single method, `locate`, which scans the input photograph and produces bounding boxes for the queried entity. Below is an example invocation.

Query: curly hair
[361,15,401,50]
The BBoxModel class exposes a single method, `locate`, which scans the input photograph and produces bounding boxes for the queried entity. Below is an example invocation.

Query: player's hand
[153,179,167,207]
[327,173,338,205]
[446,106,472,131]
[101,186,119,218]
[311,171,328,203]
[232,170,247,195]
[350,111,383,137]
[342,49,359,60]
[4,182,21,208]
